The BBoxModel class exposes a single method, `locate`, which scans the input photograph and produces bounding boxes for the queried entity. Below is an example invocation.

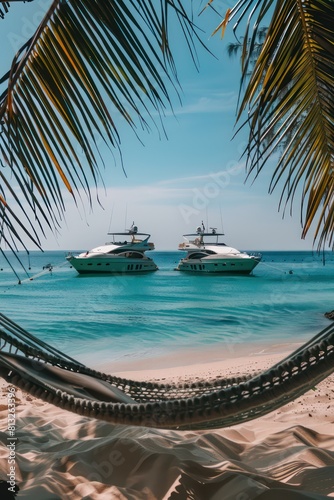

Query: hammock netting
[0,313,333,430]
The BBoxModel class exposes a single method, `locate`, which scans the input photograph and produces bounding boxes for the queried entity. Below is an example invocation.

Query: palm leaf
[221,0,334,250]
[0,1,10,19]
[0,0,201,258]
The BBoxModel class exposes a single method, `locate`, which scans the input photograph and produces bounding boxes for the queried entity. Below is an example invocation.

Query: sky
[0,0,320,252]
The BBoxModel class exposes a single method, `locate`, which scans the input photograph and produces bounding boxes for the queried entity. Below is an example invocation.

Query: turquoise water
[1,250,334,367]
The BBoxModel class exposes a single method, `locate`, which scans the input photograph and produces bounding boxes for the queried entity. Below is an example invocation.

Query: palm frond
[223,0,334,250]
[0,1,10,19]
[0,0,201,256]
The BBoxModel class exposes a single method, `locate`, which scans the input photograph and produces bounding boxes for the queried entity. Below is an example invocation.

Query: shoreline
[95,338,306,380]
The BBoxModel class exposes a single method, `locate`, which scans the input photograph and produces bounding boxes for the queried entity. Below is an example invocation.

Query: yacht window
[130,252,144,259]
[118,251,144,259]
[188,252,208,260]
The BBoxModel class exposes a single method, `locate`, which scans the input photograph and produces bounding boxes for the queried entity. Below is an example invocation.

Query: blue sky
[1,1,318,251]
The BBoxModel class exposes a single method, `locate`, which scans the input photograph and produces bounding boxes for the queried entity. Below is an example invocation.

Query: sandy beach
[0,347,333,499]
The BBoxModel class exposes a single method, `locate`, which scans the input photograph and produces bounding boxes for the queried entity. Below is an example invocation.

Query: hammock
[0,313,333,430]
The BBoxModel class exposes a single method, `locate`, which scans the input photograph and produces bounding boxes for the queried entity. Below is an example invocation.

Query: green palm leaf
[220,0,334,250]
[0,0,200,255]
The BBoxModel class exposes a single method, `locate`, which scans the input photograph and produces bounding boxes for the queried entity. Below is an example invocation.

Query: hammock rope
[0,313,333,430]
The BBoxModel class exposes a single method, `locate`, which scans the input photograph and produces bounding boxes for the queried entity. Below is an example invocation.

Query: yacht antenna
[108,204,114,233]
[124,204,128,232]
[220,205,224,234]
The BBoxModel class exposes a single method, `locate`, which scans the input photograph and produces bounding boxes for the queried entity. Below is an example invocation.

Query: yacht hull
[68,256,158,274]
[175,256,260,274]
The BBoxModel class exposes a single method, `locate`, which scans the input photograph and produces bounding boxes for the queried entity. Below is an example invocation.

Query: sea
[1,250,334,370]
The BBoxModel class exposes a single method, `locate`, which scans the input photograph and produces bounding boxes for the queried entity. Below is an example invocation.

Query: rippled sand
[0,351,333,499]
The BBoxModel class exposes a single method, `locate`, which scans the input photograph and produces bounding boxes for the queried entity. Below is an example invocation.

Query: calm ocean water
[1,250,334,368]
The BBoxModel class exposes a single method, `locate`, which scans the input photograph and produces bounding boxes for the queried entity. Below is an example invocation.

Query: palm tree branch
[0,0,201,257]
[224,0,334,249]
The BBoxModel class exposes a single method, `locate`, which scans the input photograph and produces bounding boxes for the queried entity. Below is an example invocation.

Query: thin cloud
[164,92,237,117]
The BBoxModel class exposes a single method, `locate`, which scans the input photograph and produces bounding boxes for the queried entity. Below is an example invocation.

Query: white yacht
[67,224,158,274]
[175,223,261,274]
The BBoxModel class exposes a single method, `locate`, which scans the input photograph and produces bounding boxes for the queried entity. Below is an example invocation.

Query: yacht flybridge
[67,224,158,274]
[175,224,261,274]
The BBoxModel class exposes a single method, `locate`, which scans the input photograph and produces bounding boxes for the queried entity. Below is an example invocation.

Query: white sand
[0,345,333,499]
